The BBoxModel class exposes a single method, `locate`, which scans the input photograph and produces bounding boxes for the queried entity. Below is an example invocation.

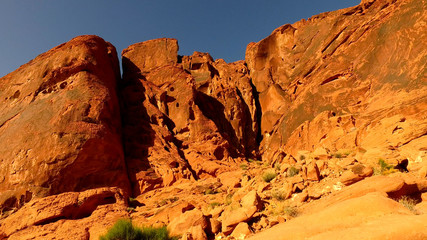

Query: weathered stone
[0,187,127,239]
[249,192,427,240]
[245,0,427,166]
[0,35,130,207]
[167,209,207,237]
[231,222,252,239]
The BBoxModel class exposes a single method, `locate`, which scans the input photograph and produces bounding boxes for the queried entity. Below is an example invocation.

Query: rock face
[0,35,130,211]
[121,38,259,195]
[245,0,427,163]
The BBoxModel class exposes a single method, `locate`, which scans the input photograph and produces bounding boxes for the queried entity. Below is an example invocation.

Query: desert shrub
[283,206,299,218]
[267,202,299,218]
[299,155,306,161]
[271,190,286,201]
[378,159,396,175]
[240,163,248,170]
[99,219,176,240]
[204,188,218,195]
[351,164,365,174]
[262,171,277,183]
[398,196,419,214]
[287,166,300,177]
[209,202,221,209]
[127,207,136,213]
[158,197,179,206]
[225,193,233,205]
[274,163,281,171]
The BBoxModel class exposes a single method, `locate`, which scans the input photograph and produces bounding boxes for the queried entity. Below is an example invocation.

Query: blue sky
[0,0,360,78]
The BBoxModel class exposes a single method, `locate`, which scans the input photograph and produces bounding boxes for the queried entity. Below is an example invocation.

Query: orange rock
[249,192,427,240]
[122,38,178,75]
[208,218,222,234]
[339,164,373,186]
[167,208,207,237]
[181,225,208,240]
[231,222,252,239]
[217,171,243,189]
[303,161,320,182]
[245,0,427,165]
[121,38,260,193]
[0,187,128,239]
[220,191,261,234]
[0,35,130,207]
[303,175,426,214]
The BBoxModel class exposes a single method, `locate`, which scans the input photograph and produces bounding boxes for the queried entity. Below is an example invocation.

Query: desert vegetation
[99,219,176,240]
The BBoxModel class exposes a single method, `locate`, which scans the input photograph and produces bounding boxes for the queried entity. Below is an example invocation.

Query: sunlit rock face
[245,0,427,164]
[0,35,130,210]
[121,38,259,195]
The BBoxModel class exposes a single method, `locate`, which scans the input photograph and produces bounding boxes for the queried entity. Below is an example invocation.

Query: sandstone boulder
[220,191,262,234]
[167,208,207,237]
[249,192,427,240]
[231,222,252,239]
[0,187,128,239]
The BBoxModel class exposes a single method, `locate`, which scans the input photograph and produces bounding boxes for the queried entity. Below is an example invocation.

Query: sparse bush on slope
[99,219,176,240]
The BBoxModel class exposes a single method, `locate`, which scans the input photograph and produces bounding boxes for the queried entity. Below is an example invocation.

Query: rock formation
[0,0,426,239]
[121,38,259,195]
[245,0,427,165]
[0,35,130,212]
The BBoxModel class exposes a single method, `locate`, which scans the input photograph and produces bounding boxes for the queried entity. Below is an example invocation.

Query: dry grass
[262,171,277,183]
[398,196,419,214]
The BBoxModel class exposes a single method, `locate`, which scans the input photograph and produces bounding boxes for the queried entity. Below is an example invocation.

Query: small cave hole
[59,82,68,89]
[191,63,203,70]
[11,90,20,99]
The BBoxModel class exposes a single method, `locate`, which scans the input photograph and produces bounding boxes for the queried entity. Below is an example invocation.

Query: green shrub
[271,190,286,201]
[127,207,136,213]
[99,219,176,240]
[209,202,221,208]
[240,163,248,170]
[378,159,396,175]
[204,188,218,195]
[262,171,277,183]
[287,166,300,177]
[274,163,281,171]
[225,193,233,205]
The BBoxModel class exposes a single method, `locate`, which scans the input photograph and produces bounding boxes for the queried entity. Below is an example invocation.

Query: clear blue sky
[0,0,360,78]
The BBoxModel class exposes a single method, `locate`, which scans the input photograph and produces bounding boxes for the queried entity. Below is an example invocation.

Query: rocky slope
[0,0,426,239]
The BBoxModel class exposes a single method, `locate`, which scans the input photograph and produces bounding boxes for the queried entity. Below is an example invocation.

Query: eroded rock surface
[0,35,130,211]
[121,38,259,195]
[245,0,427,164]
